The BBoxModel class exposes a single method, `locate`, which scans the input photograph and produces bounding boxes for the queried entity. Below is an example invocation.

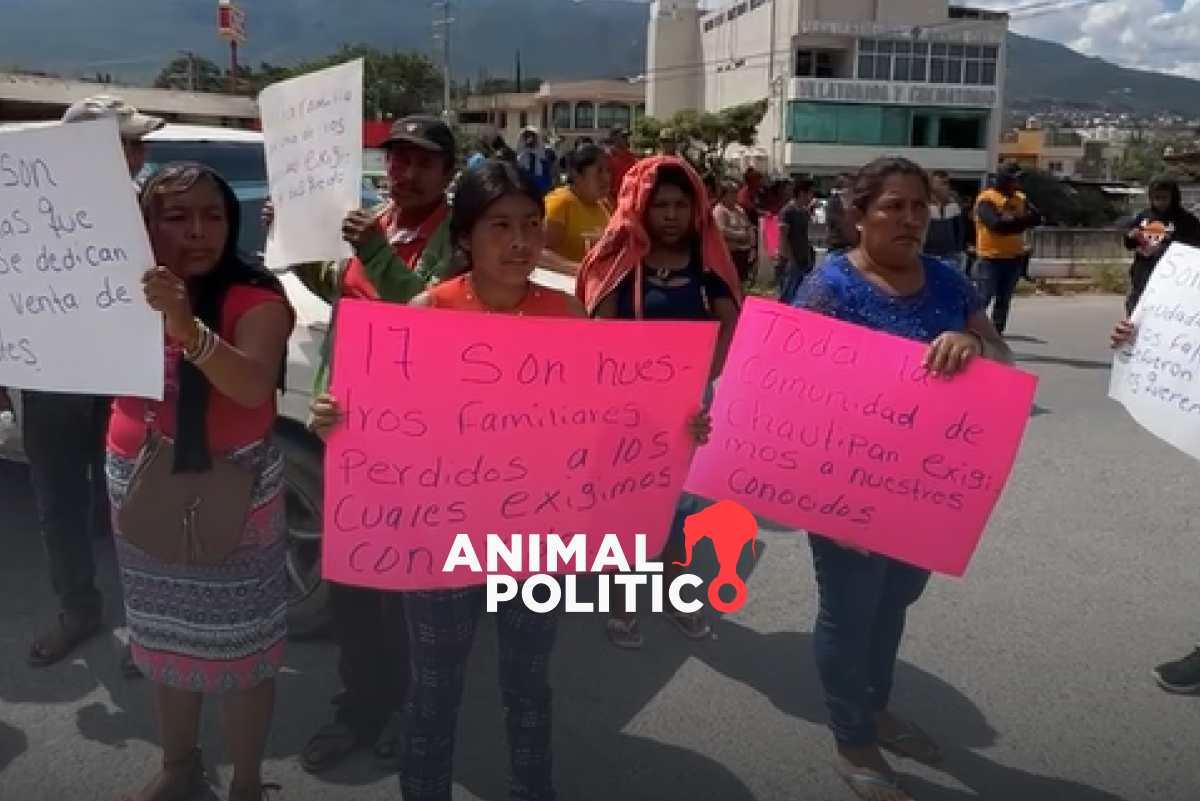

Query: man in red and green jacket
[302,115,457,774]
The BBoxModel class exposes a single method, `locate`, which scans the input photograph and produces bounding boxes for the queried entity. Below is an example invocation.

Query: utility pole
[181,50,198,91]
[432,1,454,118]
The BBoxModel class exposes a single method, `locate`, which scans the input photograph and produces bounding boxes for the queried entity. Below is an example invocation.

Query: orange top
[427,274,578,318]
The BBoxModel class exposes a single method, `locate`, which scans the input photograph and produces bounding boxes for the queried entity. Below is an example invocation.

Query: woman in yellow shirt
[541,144,611,275]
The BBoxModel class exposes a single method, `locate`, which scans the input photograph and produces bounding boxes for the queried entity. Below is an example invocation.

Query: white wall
[785,142,990,174]
[648,0,704,117]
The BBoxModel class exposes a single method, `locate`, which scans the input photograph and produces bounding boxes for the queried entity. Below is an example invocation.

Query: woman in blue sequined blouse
[792,157,1011,801]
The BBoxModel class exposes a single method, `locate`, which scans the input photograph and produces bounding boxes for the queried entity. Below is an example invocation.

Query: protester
[792,157,1011,801]
[1123,175,1200,313]
[606,126,639,207]
[541,143,611,275]
[714,181,757,284]
[778,177,816,302]
[825,173,858,254]
[924,169,967,270]
[517,128,557,197]
[299,115,458,774]
[15,95,163,678]
[310,160,582,801]
[973,163,1043,334]
[736,167,764,232]
[658,127,679,157]
[578,156,741,649]
[110,162,294,801]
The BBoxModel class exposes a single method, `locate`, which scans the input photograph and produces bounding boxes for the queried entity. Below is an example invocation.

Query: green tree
[288,45,443,119]
[633,100,769,179]
[1020,169,1118,227]
[1117,140,1168,183]
[155,54,224,92]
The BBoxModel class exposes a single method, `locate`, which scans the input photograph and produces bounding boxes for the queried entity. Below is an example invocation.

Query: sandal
[667,609,711,640]
[300,721,359,774]
[877,718,943,766]
[28,610,102,668]
[373,713,403,768]
[833,758,913,801]
[228,781,282,801]
[122,748,207,801]
[606,617,643,650]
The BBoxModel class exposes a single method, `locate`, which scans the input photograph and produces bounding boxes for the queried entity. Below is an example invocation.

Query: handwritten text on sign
[324,300,717,591]
[685,299,1037,576]
[260,59,363,268]
[0,119,162,397]
[1110,243,1200,459]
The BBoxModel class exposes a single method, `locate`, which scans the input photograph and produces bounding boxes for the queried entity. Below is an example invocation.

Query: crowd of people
[1,92,1198,801]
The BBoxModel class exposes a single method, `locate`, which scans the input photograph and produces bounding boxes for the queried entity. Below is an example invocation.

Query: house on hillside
[999,127,1086,178]
[646,0,1009,186]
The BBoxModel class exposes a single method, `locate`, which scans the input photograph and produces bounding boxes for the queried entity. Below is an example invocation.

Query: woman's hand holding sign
[309,393,342,441]
[142,266,197,346]
[923,331,982,377]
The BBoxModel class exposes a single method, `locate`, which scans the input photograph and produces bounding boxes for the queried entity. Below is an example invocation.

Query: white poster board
[0,118,163,398]
[1110,243,1200,459]
[260,59,363,268]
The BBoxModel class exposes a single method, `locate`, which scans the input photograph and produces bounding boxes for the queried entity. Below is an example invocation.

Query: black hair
[139,162,285,473]
[849,156,931,214]
[1148,175,1184,216]
[930,169,950,180]
[792,177,814,195]
[567,144,606,180]
[651,165,697,202]
[449,159,544,276]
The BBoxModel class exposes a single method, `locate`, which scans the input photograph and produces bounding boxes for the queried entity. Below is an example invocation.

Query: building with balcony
[458,80,645,151]
[999,127,1087,178]
[646,0,1008,183]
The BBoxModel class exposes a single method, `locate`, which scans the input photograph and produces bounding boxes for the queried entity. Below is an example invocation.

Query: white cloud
[973,0,1200,78]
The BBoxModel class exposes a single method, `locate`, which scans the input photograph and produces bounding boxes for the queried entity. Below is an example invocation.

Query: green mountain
[2,2,1199,116]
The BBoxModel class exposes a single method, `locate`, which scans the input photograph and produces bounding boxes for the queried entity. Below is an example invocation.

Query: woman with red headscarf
[577,156,742,649]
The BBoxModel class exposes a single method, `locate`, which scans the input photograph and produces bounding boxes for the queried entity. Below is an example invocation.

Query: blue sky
[970,0,1200,79]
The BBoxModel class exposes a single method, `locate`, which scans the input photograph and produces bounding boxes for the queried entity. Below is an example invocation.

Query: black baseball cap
[382,115,456,157]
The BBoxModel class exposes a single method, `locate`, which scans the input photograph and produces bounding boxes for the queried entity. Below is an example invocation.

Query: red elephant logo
[674,500,759,614]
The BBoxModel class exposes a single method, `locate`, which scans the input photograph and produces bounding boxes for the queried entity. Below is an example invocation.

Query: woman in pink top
[111,163,294,801]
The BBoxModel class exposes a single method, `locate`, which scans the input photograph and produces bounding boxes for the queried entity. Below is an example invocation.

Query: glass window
[881,107,911,145]
[949,45,964,57]
[597,102,631,131]
[895,41,911,56]
[983,45,999,60]
[552,102,571,129]
[930,59,945,83]
[876,40,894,54]
[965,61,981,84]
[893,58,911,81]
[519,111,529,129]
[965,45,981,59]
[981,62,997,85]
[858,54,875,79]
[931,43,947,57]
[874,54,891,77]
[574,102,595,130]
[914,42,929,56]
[797,50,814,76]
[788,102,839,142]
[860,39,876,54]
[910,57,927,82]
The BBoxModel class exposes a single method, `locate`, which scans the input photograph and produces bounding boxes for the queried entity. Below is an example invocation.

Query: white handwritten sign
[260,59,363,268]
[1110,243,1200,459]
[0,119,163,398]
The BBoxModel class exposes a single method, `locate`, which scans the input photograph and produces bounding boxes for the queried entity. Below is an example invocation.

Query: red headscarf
[576,156,743,317]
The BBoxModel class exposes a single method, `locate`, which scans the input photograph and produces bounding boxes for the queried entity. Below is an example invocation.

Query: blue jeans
[809,535,931,746]
[976,257,1024,333]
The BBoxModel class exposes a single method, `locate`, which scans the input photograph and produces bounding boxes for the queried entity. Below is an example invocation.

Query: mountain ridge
[1,1,1197,116]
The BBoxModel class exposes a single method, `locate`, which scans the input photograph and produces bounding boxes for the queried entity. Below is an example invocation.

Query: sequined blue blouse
[791,252,981,343]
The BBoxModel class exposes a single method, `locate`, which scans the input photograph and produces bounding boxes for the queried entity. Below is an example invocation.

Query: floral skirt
[107,441,288,694]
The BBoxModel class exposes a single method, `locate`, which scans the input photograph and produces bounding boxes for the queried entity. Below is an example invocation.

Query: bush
[1091,261,1130,294]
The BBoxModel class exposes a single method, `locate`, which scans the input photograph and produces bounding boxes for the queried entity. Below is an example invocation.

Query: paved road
[1,295,1198,801]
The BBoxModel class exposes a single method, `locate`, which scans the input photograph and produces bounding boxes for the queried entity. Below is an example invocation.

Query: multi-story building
[458,80,646,151]
[647,0,1009,183]
[999,127,1087,178]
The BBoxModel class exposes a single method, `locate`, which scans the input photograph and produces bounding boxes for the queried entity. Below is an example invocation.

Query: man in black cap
[973,162,1042,334]
[301,115,458,774]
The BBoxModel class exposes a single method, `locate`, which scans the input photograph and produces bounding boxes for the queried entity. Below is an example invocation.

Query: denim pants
[976,257,1024,333]
[22,391,110,617]
[809,535,931,746]
[399,587,560,801]
[331,583,409,741]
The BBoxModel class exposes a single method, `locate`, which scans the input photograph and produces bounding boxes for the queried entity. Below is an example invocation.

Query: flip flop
[878,718,943,766]
[606,617,643,650]
[833,759,914,801]
[28,610,102,668]
[666,609,712,640]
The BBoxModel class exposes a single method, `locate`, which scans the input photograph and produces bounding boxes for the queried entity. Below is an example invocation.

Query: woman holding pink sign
[311,160,582,801]
[792,157,1010,801]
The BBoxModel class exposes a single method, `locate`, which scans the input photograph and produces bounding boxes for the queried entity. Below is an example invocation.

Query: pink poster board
[324,300,718,590]
[685,298,1038,576]
[760,213,781,260]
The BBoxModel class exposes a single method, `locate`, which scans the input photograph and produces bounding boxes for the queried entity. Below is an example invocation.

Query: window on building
[596,102,632,131]
[787,102,988,149]
[635,103,646,122]
[796,50,836,78]
[750,0,768,8]
[542,105,550,129]
[458,111,490,124]
[857,39,895,81]
[574,102,595,130]
[497,111,508,130]
[552,102,571,129]
[519,111,529,129]
[727,2,748,21]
